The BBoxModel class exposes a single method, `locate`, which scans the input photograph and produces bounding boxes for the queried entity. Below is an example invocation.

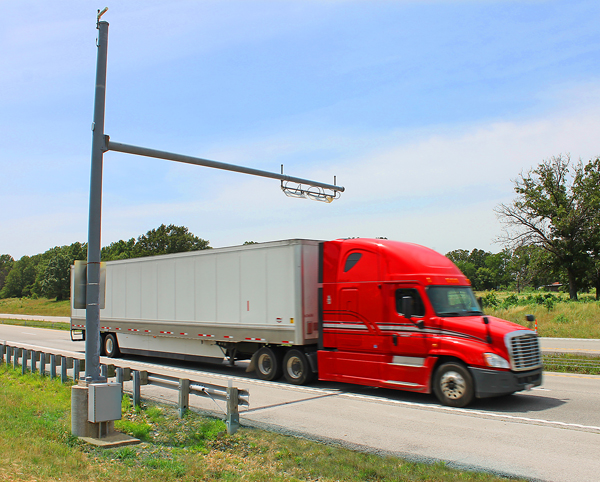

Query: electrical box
[88,383,122,423]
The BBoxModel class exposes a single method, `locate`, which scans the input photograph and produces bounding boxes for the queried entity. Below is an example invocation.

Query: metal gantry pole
[106,140,344,193]
[86,19,109,383]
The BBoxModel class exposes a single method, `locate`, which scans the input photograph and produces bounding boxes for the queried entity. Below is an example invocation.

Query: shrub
[553,314,570,324]
[481,291,499,308]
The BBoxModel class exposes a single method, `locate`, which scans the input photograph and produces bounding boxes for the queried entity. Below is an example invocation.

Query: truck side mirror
[526,314,535,322]
[402,296,413,320]
[402,295,423,329]
[477,297,483,310]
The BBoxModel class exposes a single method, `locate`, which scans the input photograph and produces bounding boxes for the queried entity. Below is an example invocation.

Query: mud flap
[70,329,85,342]
[306,351,318,373]
[246,352,257,373]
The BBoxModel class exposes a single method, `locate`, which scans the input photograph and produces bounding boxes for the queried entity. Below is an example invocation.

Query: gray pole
[86,19,109,383]
[106,140,344,193]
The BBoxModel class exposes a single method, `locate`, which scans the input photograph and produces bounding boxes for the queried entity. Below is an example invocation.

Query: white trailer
[71,239,321,382]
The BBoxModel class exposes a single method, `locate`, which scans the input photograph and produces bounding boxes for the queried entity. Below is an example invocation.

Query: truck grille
[506,332,542,371]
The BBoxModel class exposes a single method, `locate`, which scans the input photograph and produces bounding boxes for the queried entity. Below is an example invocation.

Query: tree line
[0,224,210,301]
[1,155,598,302]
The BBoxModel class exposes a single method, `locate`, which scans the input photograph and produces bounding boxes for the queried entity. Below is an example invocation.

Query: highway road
[2,324,600,482]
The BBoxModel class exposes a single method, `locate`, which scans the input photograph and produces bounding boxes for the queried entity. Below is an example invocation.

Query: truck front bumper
[471,367,543,399]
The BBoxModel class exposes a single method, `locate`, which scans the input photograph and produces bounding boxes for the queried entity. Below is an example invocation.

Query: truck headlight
[483,352,510,369]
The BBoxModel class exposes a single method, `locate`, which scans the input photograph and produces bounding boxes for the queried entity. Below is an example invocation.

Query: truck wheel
[283,349,314,385]
[433,362,474,407]
[103,333,120,358]
[255,347,282,381]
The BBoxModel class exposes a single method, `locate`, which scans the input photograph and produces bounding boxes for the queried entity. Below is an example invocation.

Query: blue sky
[2,1,599,259]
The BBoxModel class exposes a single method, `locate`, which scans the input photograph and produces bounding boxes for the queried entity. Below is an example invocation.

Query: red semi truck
[71,238,542,407]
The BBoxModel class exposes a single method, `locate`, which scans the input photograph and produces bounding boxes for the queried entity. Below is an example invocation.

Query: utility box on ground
[88,383,122,423]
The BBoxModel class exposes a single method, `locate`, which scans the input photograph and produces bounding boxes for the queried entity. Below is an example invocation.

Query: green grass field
[0,365,520,482]
[0,297,70,317]
[478,291,600,338]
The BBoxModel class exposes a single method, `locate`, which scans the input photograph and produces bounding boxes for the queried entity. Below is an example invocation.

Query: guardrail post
[13,348,19,370]
[178,379,190,418]
[50,354,56,379]
[40,352,46,376]
[61,357,68,383]
[0,343,4,364]
[116,367,124,396]
[226,385,240,435]
[5,345,10,365]
[133,370,141,407]
[73,359,80,381]
[30,350,37,374]
[21,350,27,375]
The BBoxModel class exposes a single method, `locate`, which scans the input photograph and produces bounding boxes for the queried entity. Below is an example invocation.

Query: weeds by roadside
[0,364,521,482]
[0,318,70,330]
[478,290,600,338]
[0,297,70,317]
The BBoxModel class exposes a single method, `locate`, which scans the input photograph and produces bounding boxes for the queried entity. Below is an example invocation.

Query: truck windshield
[427,286,482,317]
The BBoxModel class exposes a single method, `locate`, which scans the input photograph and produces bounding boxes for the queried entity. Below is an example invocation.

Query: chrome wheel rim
[106,337,114,355]
[258,353,273,375]
[286,356,303,379]
[440,370,466,400]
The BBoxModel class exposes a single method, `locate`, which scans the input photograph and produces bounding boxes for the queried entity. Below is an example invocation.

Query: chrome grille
[506,331,542,371]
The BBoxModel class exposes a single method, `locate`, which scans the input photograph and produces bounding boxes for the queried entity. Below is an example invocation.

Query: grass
[542,353,600,375]
[477,291,600,338]
[0,365,522,482]
[0,297,70,317]
[0,318,71,330]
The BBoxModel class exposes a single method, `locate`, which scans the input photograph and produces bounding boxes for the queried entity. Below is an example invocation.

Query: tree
[31,243,87,300]
[39,253,71,300]
[133,224,211,258]
[0,254,14,292]
[0,256,37,298]
[495,155,600,300]
[446,248,509,290]
[102,238,136,261]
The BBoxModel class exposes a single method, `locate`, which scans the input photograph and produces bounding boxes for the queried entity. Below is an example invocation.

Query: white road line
[341,392,600,432]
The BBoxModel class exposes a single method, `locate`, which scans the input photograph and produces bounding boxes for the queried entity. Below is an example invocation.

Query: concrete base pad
[79,432,141,448]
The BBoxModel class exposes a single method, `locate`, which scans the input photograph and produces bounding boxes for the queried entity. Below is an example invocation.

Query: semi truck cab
[317,238,543,407]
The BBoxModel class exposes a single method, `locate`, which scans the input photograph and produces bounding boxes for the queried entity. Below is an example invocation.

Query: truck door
[384,285,430,387]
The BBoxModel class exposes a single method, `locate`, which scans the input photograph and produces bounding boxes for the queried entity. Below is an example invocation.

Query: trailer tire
[283,349,314,385]
[103,333,120,358]
[433,362,474,407]
[255,347,282,381]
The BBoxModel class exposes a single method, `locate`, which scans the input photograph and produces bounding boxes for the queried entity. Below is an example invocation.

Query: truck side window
[344,252,362,272]
[395,289,425,317]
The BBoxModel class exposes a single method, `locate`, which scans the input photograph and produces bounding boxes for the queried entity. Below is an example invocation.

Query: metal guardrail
[0,342,249,435]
